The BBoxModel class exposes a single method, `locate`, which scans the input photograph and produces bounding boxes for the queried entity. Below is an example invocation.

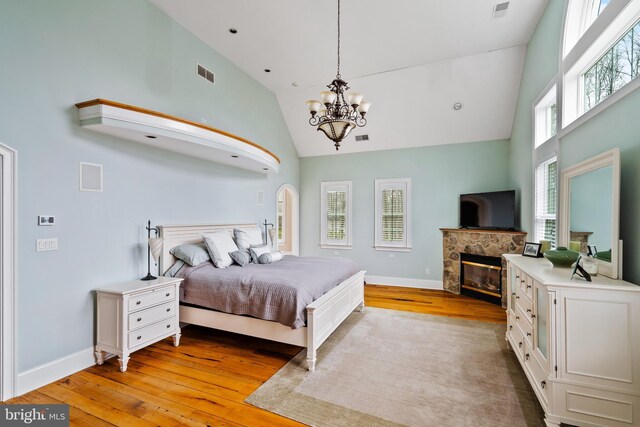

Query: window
[374,178,411,251]
[534,86,557,147]
[320,181,352,248]
[534,158,558,247]
[277,190,286,243]
[583,20,640,111]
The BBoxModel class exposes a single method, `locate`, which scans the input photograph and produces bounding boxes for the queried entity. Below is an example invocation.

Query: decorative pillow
[202,230,239,268]
[249,245,272,264]
[169,243,210,266]
[258,251,284,264]
[164,259,186,277]
[233,228,263,250]
[229,250,251,267]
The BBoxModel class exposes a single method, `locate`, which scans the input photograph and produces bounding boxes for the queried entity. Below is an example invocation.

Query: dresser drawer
[515,285,532,313]
[508,320,525,361]
[128,285,175,312]
[515,306,534,347]
[128,318,177,348]
[128,301,175,331]
[525,344,550,407]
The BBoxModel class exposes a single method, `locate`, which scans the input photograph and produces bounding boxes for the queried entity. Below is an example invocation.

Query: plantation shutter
[375,178,411,250]
[381,189,404,241]
[326,190,347,240]
[534,157,557,246]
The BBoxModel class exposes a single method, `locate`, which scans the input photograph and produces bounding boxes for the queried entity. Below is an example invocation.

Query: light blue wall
[300,140,511,281]
[0,0,299,372]
[509,0,640,283]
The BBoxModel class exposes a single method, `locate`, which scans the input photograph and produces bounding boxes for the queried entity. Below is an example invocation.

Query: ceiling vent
[197,63,215,84]
[355,134,370,142]
[492,2,509,19]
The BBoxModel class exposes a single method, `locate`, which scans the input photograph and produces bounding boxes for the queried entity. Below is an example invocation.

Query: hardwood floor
[5,285,505,426]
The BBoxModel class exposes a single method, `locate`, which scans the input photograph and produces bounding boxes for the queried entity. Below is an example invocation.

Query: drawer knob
[527,285,532,289]
[527,332,532,337]
[516,316,520,320]
[531,314,536,319]
[525,353,530,361]
[166,308,171,312]
[137,335,142,340]
[165,293,170,297]
[521,280,525,284]
[518,341,523,348]
[516,275,520,279]
[516,296,520,300]
[541,380,546,389]
[526,309,531,313]
[136,301,141,305]
[166,324,171,329]
[137,317,142,322]
[511,292,516,296]
[509,325,513,330]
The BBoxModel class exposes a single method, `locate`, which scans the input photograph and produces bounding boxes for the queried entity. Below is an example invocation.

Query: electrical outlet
[36,238,58,251]
[425,268,430,275]
[38,215,55,226]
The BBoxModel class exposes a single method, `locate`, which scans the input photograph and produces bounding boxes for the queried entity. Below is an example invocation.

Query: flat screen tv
[459,190,516,230]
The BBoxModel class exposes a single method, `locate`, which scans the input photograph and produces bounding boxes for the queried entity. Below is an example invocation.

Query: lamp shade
[318,120,356,143]
[320,91,337,105]
[268,228,277,248]
[148,237,164,262]
[348,92,364,106]
[306,100,322,113]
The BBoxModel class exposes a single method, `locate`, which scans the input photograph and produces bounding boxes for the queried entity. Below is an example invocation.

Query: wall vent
[355,134,370,142]
[256,190,264,206]
[492,2,509,18]
[197,63,215,84]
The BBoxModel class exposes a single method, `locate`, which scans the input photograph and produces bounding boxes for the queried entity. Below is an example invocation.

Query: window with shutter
[320,181,352,248]
[375,178,411,251]
[534,157,558,247]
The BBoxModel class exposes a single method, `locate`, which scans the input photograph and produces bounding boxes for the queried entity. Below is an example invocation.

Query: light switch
[38,215,55,226]
[36,238,58,252]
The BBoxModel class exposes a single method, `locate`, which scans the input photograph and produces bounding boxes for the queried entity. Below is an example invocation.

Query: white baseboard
[365,275,443,290]
[16,347,96,396]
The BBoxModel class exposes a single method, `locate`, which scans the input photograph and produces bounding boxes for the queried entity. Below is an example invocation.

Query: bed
[158,223,366,371]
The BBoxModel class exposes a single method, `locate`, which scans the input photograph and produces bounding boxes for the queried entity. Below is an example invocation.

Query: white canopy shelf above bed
[75,99,280,174]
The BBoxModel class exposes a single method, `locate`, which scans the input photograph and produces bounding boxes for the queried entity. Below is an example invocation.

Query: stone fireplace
[441,228,527,306]
[460,253,503,305]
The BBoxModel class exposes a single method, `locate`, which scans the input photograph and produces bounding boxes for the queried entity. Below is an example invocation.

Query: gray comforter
[175,255,360,329]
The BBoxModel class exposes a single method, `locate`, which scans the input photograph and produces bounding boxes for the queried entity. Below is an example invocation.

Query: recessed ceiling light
[263,168,268,171]
[292,82,299,87]
[452,102,463,111]
[264,69,271,73]
[228,28,238,34]
[231,155,239,158]
[146,135,157,139]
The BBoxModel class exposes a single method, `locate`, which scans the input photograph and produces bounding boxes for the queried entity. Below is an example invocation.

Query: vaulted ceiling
[150,0,549,157]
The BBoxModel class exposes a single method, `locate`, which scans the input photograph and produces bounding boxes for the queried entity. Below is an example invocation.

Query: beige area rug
[246,307,545,427]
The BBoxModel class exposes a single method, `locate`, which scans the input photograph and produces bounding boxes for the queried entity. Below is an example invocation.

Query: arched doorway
[0,143,17,401]
[275,184,300,256]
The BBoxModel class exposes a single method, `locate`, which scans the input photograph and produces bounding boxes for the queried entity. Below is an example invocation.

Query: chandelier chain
[336,0,341,79]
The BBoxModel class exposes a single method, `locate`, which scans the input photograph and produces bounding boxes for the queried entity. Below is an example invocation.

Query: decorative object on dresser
[542,246,580,268]
[142,220,163,281]
[522,242,542,258]
[441,228,526,306]
[94,277,182,372]
[570,255,592,282]
[158,223,366,371]
[504,254,640,427]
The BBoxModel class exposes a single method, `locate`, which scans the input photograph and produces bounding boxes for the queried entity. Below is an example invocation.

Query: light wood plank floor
[5,285,505,426]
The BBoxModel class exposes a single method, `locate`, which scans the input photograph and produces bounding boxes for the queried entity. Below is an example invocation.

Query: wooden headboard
[158,223,260,274]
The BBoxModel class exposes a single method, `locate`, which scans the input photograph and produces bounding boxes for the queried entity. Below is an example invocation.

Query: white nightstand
[94,276,183,372]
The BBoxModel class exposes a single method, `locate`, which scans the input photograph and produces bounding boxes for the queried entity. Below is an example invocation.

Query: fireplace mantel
[441,228,527,306]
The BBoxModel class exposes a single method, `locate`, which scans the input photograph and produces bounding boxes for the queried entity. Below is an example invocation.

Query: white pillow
[249,245,272,263]
[243,228,264,246]
[202,230,238,268]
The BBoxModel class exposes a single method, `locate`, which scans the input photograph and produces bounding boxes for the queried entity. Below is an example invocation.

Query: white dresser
[94,277,183,372]
[504,254,640,427]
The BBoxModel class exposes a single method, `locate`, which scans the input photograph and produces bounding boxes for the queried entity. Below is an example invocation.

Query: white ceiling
[150,0,549,157]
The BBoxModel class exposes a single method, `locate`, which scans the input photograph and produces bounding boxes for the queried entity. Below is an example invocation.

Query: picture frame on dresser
[522,242,541,258]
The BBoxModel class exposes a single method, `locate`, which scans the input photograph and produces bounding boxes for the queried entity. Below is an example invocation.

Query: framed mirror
[558,148,620,279]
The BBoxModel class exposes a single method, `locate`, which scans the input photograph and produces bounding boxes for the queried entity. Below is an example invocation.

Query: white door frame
[275,184,300,256]
[0,143,17,401]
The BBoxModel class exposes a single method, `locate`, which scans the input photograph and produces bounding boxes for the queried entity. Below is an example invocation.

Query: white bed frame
[158,223,365,371]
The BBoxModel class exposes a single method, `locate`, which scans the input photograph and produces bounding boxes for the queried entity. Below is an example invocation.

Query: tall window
[277,190,286,243]
[533,82,558,246]
[375,178,411,251]
[534,158,558,247]
[320,181,352,248]
[583,20,640,111]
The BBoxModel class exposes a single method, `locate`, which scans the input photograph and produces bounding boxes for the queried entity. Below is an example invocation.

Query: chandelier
[305,0,370,151]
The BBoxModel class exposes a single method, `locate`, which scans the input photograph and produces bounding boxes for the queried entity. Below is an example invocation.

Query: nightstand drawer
[128,301,175,331]
[128,318,176,348]
[128,285,175,312]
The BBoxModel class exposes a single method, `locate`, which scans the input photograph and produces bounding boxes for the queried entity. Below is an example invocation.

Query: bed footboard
[305,270,366,371]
